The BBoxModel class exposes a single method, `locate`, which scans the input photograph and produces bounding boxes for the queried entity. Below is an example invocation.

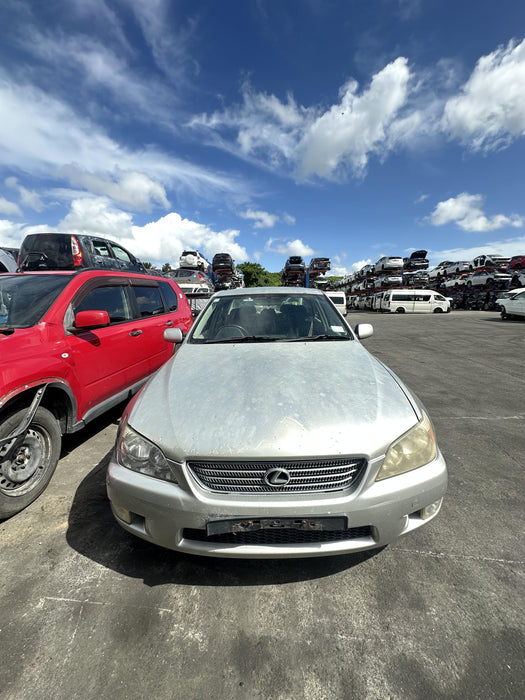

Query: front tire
[0,407,61,519]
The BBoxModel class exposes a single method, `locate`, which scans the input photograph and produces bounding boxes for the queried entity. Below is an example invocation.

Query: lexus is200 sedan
[107,287,447,558]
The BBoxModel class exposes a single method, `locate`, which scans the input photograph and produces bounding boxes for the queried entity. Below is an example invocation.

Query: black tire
[0,407,61,519]
[501,309,508,320]
[433,307,443,313]
[396,307,405,313]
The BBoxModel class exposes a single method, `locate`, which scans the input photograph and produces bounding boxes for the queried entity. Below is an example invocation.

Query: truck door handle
[129,329,142,337]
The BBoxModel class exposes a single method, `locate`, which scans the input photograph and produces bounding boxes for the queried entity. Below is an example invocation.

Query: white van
[383,289,450,313]
[372,292,384,312]
[326,291,347,316]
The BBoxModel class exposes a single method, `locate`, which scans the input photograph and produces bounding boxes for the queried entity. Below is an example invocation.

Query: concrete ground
[1,310,524,700]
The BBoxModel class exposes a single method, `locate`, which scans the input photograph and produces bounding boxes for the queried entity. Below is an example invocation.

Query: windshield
[0,274,70,329]
[189,292,353,343]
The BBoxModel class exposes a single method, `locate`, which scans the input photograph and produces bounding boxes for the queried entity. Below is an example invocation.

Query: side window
[75,285,132,323]
[92,240,112,257]
[111,244,133,263]
[159,281,179,312]
[131,285,164,317]
[415,294,431,302]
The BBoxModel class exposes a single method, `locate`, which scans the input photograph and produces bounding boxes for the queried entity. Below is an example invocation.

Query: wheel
[501,309,508,320]
[396,307,405,313]
[0,407,61,519]
[433,307,443,313]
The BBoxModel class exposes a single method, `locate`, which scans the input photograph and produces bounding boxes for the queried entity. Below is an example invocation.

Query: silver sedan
[107,287,447,558]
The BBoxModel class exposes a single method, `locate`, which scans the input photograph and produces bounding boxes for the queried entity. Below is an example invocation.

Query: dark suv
[0,268,193,518]
[212,253,235,275]
[18,232,147,273]
[285,256,305,271]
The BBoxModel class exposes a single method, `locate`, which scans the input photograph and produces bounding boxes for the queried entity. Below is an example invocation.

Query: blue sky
[1,0,524,275]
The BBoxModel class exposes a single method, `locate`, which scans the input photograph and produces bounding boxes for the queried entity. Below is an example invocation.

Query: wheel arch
[0,381,77,435]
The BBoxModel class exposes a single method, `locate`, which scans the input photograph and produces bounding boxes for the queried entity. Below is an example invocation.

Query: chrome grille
[187,458,366,493]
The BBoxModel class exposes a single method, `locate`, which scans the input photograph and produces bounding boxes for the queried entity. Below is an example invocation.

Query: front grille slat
[187,458,366,494]
[183,526,372,544]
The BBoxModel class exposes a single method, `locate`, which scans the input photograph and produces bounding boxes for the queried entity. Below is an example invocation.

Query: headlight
[376,413,437,481]
[117,425,177,483]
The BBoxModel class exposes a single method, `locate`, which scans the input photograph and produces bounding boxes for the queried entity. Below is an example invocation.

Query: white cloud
[190,59,412,181]
[60,167,169,211]
[0,198,22,217]
[429,193,524,232]
[443,39,525,150]
[0,74,247,210]
[299,58,411,178]
[265,238,314,257]
[239,209,279,229]
[283,213,296,225]
[59,197,134,239]
[5,177,44,212]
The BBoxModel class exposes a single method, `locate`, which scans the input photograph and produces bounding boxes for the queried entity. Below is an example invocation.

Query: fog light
[112,504,132,524]
[419,498,443,520]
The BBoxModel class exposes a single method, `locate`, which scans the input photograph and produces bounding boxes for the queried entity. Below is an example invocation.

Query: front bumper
[106,453,447,558]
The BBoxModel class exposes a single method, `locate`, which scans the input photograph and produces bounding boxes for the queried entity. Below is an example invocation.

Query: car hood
[129,342,420,461]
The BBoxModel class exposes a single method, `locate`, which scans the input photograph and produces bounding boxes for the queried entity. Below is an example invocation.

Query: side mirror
[164,327,183,343]
[75,310,110,329]
[354,323,373,339]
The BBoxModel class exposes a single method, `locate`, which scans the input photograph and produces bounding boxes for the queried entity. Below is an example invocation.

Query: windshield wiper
[204,335,279,344]
[284,334,352,342]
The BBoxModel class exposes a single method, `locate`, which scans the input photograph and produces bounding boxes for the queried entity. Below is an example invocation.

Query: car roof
[213,286,324,298]
[8,269,169,281]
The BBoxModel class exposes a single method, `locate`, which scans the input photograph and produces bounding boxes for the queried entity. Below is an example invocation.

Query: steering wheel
[214,324,248,340]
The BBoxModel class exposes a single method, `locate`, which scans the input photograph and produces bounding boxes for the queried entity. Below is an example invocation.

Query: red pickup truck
[0,269,193,518]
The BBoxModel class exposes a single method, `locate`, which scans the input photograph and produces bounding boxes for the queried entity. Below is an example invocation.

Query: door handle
[129,329,143,337]
[165,320,174,326]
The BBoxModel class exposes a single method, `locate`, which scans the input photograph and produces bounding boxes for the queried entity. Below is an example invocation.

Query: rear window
[19,234,74,270]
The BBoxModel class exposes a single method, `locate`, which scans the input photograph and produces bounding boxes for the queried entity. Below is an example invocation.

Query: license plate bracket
[206,516,347,536]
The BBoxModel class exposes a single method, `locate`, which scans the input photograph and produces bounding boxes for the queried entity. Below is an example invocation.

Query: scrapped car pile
[334,250,525,312]
[281,256,331,287]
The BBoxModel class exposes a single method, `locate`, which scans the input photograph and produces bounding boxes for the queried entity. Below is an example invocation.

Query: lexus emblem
[264,467,291,487]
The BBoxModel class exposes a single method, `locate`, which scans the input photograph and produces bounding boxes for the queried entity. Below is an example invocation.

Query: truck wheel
[0,407,61,519]
[396,307,405,313]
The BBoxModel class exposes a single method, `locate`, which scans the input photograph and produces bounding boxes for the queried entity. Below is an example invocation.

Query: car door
[510,290,525,316]
[109,242,144,272]
[128,278,192,372]
[65,277,155,414]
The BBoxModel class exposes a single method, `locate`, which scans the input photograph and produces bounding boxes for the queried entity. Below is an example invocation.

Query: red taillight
[71,235,83,267]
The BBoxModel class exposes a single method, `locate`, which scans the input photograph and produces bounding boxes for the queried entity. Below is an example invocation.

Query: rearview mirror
[75,310,110,329]
[354,323,373,339]
[164,327,184,343]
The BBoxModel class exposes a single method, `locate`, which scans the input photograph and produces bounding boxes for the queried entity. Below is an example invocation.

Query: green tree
[237,262,281,287]
[162,263,172,272]
[142,261,152,269]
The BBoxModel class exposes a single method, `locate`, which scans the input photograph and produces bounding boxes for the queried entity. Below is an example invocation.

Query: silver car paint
[107,287,447,558]
[128,342,419,462]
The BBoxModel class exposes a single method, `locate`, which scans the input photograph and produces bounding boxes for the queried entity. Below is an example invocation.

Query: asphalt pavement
[1,310,524,700]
